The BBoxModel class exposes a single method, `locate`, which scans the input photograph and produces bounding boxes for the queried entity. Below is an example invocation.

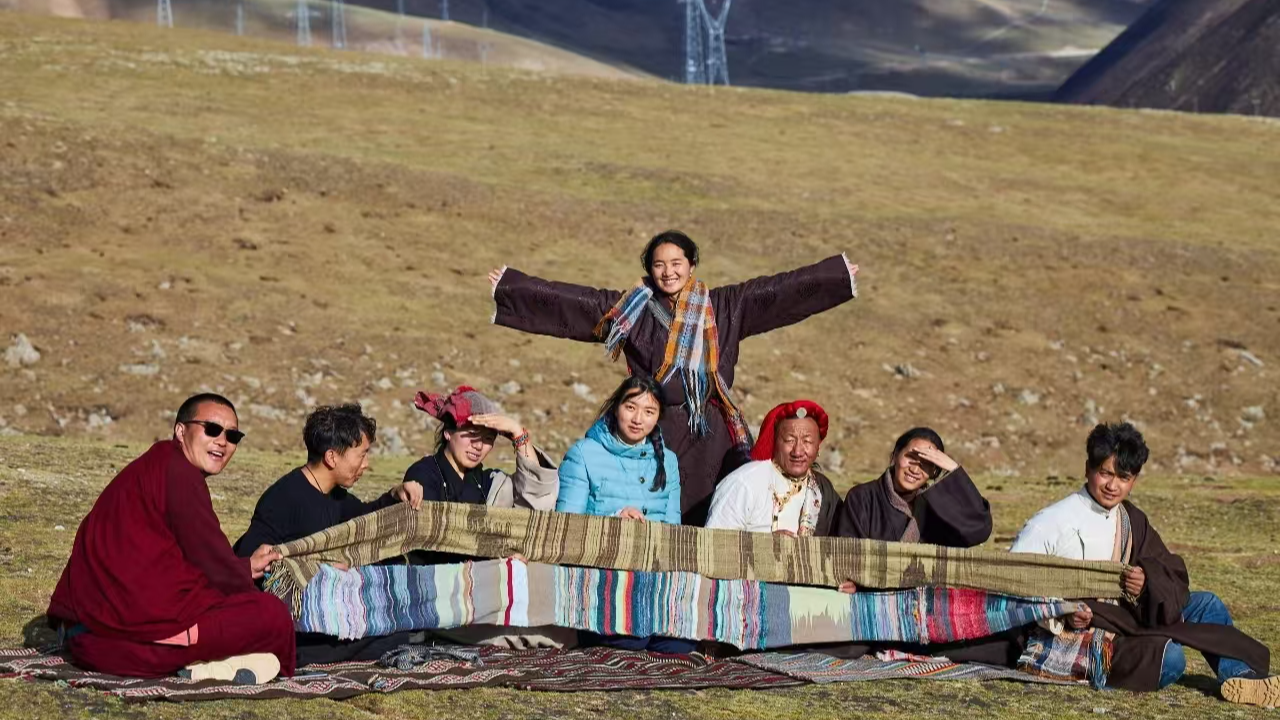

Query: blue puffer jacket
[556,419,682,524]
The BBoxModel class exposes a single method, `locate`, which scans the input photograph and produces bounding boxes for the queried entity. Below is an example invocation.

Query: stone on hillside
[5,334,40,368]
[378,425,407,455]
[1242,406,1266,423]
[1018,389,1041,406]
[249,404,287,421]
[119,363,160,376]
[375,377,394,391]
[1238,350,1264,367]
[498,381,522,396]
[431,371,446,386]
[86,410,113,430]
[572,383,595,402]
[824,448,845,473]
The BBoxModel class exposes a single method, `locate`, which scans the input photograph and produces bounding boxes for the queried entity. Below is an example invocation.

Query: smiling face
[329,433,372,490]
[891,438,939,496]
[614,389,661,444]
[773,417,820,478]
[1085,455,1137,510]
[444,422,498,471]
[174,401,240,476]
[648,242,693,297]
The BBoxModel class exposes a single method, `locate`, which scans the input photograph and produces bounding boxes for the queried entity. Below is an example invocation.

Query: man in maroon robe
[47,393,296,682]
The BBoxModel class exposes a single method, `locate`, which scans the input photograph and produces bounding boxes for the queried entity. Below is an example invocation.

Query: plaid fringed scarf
[1016,504,1131,687]
[1017,626,1113,688]
[594,277,753,454]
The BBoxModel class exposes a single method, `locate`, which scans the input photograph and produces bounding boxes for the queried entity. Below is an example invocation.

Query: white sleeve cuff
[841,252,858,298]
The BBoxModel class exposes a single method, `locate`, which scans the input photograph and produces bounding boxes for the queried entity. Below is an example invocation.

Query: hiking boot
[179,653,280,685]
[1221,672,1280,707]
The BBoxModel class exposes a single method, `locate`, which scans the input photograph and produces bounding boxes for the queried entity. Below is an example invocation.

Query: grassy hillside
[0,0,642,79]
[1,12,1278,480]
[1,434,1277,718]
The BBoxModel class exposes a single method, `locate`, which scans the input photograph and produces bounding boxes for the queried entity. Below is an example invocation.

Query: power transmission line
[331,0,347,49]
[156,0,173,28]
[296,0,312,46]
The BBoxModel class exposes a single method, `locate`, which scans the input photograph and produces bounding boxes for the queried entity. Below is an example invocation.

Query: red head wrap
[413,386,502,427]
[750,400,829,461]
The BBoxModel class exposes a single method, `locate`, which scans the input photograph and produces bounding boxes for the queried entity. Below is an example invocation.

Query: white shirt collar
[1075,485,1117,519]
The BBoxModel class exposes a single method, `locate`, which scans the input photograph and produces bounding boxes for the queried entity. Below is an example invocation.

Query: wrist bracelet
[512,430,531,449]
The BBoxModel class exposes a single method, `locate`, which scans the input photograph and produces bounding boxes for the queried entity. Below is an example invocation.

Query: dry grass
[0,13,1277,716]
[1,434,1277,718]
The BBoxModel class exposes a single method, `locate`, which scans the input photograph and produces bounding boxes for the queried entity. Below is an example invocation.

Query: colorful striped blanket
[266,501,1124,616]
[296,559,1082,649]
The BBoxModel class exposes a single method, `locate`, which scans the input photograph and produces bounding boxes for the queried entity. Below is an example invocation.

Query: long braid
[649,424,667,493]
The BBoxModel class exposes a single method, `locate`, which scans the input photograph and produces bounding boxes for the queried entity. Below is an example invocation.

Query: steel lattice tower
[331,0,347,48]
[441,0,450,21]
[296,0,312,46]
[235,0,245,35]
[157,0,173,28]
[682,0,705,84]
[422,22,436,58]
[697,0,732,86]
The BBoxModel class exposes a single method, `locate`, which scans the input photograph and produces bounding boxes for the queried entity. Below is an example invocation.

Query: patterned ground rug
[736,652,1082,686]
[0,646,800,702]
[0,645,1077,702]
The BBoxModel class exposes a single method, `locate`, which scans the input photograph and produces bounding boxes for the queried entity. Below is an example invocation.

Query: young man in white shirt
[1012,422,1274,704]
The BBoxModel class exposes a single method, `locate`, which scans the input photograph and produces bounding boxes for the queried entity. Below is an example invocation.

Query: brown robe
[834,467,993,547]
[817,466,1011,664]
[492,255,856,525]
[1086,501,1270,691]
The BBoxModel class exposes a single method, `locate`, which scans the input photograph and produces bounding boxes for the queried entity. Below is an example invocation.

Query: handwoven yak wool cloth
[295,559,1083,649]
[265,501,1124,616]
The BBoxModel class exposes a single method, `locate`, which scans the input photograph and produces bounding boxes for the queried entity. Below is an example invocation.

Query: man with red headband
[705,400,841,536]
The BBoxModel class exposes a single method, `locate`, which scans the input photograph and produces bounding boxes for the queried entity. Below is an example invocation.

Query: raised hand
[488,267,505,290]
[469,413,523,439]
[395,480,424,510]
[912,446,959,475]
[846,260,859,277]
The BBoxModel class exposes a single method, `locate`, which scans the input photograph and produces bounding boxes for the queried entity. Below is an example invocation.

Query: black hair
[597,375,669,492]
[175,393,236,425]
[304,403,377,464]
[1086,422,1148,477]
[434,414,458,455]
[641,230,699,271]
[891,427,945,458]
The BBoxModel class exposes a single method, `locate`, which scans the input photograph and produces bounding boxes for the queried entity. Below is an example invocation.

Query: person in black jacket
[234,403,421,555]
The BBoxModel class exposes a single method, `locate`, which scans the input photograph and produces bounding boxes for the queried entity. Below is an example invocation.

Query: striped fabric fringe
[265,502,1125,617]
[1017,627,1114,688]
[296,559,1083,649]
[593,276,754,453]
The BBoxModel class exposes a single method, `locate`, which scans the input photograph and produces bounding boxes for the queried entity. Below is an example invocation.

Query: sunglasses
[184,420,245,445]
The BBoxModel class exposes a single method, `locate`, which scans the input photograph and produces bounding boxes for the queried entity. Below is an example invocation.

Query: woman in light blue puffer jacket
[556,377,682,524]
[556,375,693,654]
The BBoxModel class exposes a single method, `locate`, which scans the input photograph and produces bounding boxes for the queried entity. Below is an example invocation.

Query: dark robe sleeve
[917,467,993,548]
[813,472,843,537]
[834,486,874,539]
[165,462,254,596]
[1126,503,1190,627]
[710,255,855,340]
[492,268,623,342]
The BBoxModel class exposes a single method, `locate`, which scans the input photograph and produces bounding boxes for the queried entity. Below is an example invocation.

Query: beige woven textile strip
[273,501,1123,601]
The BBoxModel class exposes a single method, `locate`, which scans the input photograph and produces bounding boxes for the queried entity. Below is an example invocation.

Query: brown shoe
[1221,674,1280,707]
